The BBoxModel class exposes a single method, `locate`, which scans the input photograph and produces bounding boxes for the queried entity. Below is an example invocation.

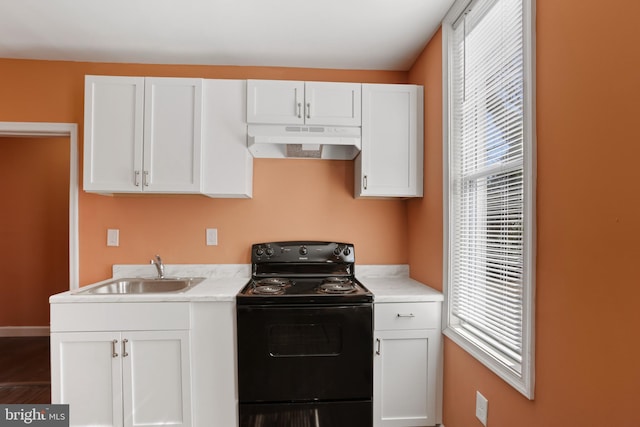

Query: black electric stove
[236,241,374,427]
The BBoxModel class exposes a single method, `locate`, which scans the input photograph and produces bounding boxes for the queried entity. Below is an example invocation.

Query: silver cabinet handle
[306,102,311,119]
[122,339,129,357]
[134,171,140,187]
[397,313,416,318]
[112,339,118,358]
[375,338,381,355]
[143,171,149,187]
[363,175,368,190]
[297,102,302,118]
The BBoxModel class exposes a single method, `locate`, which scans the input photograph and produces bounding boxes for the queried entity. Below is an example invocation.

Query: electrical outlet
[476,391,488,426]
[206,228,218,246]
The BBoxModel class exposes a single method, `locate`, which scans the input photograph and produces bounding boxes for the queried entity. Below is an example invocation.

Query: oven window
[268,323,342,357]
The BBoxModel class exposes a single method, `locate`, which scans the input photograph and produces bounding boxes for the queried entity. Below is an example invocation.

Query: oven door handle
[375,338,381,355]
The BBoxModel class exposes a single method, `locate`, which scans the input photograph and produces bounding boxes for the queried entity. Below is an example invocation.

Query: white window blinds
[444,0,535,398]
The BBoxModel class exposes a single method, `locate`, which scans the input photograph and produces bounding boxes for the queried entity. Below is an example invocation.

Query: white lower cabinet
[50,300,239,427]
[51,303,193,427]
[51,330,191,427]
[189,301,238,427]
[374,302,442,427]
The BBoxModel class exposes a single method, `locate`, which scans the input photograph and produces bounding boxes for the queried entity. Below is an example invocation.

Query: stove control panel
[252,241,355,263]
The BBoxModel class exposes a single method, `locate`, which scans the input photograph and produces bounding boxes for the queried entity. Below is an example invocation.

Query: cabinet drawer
[51,302,190,332]
[374,302,440,331]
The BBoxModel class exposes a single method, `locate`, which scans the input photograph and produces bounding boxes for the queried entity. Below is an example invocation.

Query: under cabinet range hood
[247,124,361,160]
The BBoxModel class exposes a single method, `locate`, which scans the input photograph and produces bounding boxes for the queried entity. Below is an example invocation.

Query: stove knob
[343,247,352,256]
[299,246,308,255]
[265,247,274,257]
[256,247,264,256]
[333,246,342,256]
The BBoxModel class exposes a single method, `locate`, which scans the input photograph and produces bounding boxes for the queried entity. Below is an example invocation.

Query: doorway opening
[0,122,78,336]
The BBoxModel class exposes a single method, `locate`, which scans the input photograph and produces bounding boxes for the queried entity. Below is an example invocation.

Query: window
[442,0,536,398]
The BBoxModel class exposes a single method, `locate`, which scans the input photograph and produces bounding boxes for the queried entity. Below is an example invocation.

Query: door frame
[0,121,79,290]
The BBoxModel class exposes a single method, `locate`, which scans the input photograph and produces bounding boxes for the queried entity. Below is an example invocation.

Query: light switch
[107,229,119,247]
[206,228,218,246]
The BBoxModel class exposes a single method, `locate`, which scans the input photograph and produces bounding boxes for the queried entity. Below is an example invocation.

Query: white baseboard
[0,326,50,337]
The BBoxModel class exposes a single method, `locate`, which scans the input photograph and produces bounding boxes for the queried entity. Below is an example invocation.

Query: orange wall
[0,137,70,325]
[406,30,444,290]
[0,59,410,288]
[407,0,640,426]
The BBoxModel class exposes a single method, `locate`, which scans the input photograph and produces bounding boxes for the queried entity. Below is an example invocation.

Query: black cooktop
[237,277,373,305]
[237,241,373,305]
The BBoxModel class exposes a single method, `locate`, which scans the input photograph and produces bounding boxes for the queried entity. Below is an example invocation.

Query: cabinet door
[51,331,123,427]
[190,302,238,426]
[122,330,192,427]
[247,80,305,124]
[201,79,253,198]
[374,329,439,427]
[305,82,361,126]
[356,84,424,198]
[84,75,145,193]
[143,77,203,193]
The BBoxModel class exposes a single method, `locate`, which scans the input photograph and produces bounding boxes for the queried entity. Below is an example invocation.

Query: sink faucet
[150,255,165,279]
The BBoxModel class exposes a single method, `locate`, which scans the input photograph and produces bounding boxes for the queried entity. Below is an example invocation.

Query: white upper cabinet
[84,75,203,194]
[355,84,424,198]
[143,78,202,193]
[247,80,304,124]
[247,80,361,126]
[84,76,145,193]
[201,79,253,198]
[304,82,361,126]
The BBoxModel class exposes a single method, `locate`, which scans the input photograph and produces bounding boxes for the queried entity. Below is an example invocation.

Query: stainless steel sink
[75,277,206,295]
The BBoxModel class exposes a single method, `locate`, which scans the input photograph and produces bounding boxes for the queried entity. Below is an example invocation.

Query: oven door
[237,304,373,403]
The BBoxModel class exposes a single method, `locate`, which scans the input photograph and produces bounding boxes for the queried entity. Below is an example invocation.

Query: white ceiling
[0,0,454,71]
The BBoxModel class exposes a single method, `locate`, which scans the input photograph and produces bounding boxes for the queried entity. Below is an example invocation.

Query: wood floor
[0,336,51,404]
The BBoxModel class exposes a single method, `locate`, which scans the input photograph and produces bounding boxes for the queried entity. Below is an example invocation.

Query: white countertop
[356,264,443,302]
[360,277,443,302]
[50,264,442,303]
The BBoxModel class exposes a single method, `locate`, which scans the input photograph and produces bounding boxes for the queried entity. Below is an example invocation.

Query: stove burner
[257,278,293,286]
[253,285,286,295]
[318,277,356,294]
[252,278,292,295]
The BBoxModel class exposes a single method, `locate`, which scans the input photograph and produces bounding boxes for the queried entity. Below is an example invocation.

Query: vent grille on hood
[247,124,361,160]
